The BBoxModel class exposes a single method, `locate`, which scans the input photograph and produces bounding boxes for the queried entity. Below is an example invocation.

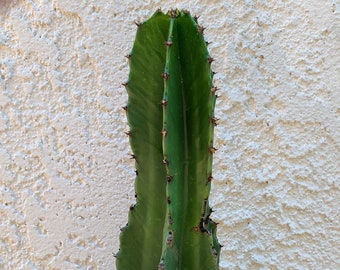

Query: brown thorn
[208,175,214,182]
[162,72,169,80]
[129,154,136,159]
[208,57,215,64]
[124,54,131,59]
[166,175,173,182]
[134,21,142,27]
[121,82,128,87]
[211,117,220,126]
[124,131,132,136]
[161,99,168,107]
[211,87,219,93]
[162,159,169,165]
[161,129,168,137]
[122,105,128,111]
[198,25,206,33]
[167,196,171,204]
[168,213,173,225]
[164,40,173,47]
[209,146,217,154]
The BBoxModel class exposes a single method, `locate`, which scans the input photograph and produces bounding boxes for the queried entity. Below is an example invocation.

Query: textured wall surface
[0,0,339,269]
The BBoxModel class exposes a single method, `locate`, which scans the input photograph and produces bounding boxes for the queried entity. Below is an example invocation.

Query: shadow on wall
[0,0,21,16]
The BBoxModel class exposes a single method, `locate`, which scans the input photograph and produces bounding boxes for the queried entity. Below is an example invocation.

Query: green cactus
[116,9,221,270]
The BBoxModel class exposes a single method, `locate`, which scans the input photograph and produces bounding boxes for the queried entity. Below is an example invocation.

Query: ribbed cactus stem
[116,9,221,270]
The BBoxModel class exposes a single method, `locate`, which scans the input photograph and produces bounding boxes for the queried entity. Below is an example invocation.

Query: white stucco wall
[0,0,339,269]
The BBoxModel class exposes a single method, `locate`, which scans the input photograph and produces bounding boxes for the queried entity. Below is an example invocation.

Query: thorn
[161,99,168,107]
[168,213,174,225]
[124,131,132,136]
[129,204,136,210]
[134,21,142,27]
[134,193,137,198]
[194,14,200,22]
[158,259,165,270]
[212,247,218,257]
[156,8,162,13]
[168,9,179,18]
[206,41,212,45]
[124,53,131,59]
[162,159,169,165]
[211,117,219,126]
[208,175,214,182]
[211,86,219,93]
[121,81,128,87]
[212,71,217,75]
[167,196,171,204]
[166,231,173,246]
[135,170,139,176]
[122,105,128,111]
[193,226,200,233]
[162,72,169,80]
[158,261,165,269]
[209,146,217,154]
[208,57,215,64]
[166,175,173,182]
[198,25,206,33]
[164,40,173,47]
[129,154,136,159]
[161,129,168,137]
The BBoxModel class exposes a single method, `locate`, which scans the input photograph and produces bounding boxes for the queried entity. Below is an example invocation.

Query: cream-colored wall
[0,1,339,269]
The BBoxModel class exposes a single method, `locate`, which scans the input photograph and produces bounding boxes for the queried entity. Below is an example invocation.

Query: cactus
[116,9,221,270]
